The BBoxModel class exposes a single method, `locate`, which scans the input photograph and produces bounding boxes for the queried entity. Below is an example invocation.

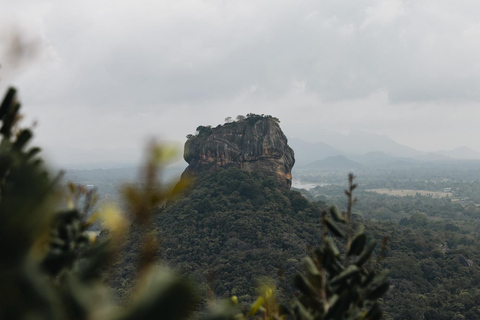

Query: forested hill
[110,115,324,302]
[156,167,324,301]
[109,163,480,319]
[154,168,480,319]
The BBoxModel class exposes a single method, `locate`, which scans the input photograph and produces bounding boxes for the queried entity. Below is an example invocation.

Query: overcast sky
[2,0,480,167]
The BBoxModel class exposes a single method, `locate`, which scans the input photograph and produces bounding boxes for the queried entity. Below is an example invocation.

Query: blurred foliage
[0,88,199,320]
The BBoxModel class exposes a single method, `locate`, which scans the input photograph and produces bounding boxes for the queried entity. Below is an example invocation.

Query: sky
[1,0,480,167]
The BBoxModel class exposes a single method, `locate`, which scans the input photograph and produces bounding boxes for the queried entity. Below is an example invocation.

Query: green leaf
[293,274,318,297]
[302,257,320,277]
[0,87,16,120]
[322,239,343,275]
[293,301,314,320]
[325,218,345,238]
[324,291,350,320]
[330,265,360,286]
[348,226,366,256]
[324,238,340,257]
[13,129,32,151]
[354,241,377,267]
[329,205,345,223]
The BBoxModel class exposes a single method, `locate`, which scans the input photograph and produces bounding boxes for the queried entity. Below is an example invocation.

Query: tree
[196,125,213,136]
[236,115,246,121]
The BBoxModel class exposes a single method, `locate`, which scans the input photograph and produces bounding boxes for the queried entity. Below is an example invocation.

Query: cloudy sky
[2,0,480,167]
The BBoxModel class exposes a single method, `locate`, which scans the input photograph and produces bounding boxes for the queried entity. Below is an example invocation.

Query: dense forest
[294,169,480,319]
[108,166,480,320]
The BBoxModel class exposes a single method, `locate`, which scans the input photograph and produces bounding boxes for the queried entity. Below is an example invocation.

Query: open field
[366,189,453,198]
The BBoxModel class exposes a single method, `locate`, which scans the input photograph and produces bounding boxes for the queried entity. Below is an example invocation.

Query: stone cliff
[182,116,295,188]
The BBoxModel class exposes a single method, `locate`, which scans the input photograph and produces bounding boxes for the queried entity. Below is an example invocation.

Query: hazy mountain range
[290,131,480,167]
[59,130,480,171]
[303,155,364,170]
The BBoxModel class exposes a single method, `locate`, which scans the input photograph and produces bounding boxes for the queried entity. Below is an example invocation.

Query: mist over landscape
[3,1,480,320]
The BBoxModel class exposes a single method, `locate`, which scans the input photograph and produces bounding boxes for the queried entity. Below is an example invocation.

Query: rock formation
[182,116,295,188]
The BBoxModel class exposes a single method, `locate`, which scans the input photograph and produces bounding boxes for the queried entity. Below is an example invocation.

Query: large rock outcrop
[183,117,295,188]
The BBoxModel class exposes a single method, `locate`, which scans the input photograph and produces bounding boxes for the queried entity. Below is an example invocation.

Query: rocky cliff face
[183,118,295,188]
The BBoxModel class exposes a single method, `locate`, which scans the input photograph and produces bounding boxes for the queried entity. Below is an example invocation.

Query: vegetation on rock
[183,114,295,188]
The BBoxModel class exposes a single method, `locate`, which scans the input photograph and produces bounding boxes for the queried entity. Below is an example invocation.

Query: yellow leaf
[150,144,178,164]
[68,182,75,194]
[66,195,74,209]
[101,204,127,236]
[85,231,99,244]
[265,288,273,299]
[248,296,265,317]
[86,211,101,227]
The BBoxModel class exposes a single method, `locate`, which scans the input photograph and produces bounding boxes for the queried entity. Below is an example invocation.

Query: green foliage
[236,115,246,121]
[245,113,280,124]
[291,174,389,320]
[304,173,480,319]
[196,125,213,136]
[141,167,325,302]
[191,175,390,320]
[230,114,280,125]
[188,114,281,138]
[0,87,55,269]
[0,88,200,320]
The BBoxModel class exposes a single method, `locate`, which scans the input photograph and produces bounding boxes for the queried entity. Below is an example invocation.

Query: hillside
[288,138,343,165]
[303,155,363,169]
[156,168,323,301]
[437,146,480,160]
[111,115,323,301]
[315,130,423,158]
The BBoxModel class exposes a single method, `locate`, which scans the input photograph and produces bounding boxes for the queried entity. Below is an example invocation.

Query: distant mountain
[315,130,424,158]
[348,151,421,166]
[288,138,344,165]
[291,132,480,166]
[304,155,363,169]
[436,146,480,160]
[416,153,452,162]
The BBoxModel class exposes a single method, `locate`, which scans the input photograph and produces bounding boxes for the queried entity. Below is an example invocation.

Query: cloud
[7,0,480,106]
[363,0,406,27]
[2,0,480,165]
